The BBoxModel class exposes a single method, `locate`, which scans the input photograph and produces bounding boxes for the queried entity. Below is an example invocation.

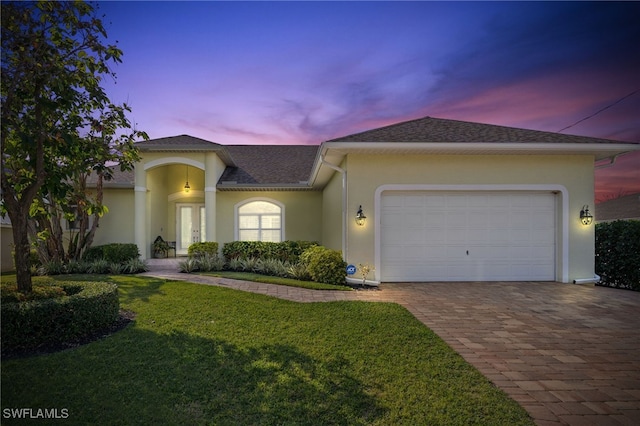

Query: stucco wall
[321,161,345,252]
[92,188,136,246]
[342,154,595,283]
[216,191,323,246]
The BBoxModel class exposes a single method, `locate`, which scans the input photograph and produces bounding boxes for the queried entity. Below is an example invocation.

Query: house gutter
[320,156,347,259]
[594,154,619,169]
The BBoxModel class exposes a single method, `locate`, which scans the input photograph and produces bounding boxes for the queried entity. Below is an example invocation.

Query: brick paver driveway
[144,269,640,425]
[383,282,640,426]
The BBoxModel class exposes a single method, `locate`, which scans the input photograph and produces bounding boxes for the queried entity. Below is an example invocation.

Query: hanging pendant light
[184,166,190,193]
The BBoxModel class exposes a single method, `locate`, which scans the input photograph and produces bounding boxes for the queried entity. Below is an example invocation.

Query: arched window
[237,200,283,242]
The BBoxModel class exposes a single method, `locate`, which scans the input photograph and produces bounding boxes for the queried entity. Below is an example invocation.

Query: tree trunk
[8,207,33,293]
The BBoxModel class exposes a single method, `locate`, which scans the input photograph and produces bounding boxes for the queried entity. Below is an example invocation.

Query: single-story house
[74,116,640,283]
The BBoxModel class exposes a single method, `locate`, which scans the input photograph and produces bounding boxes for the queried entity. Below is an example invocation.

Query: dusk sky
[97,1,639,201]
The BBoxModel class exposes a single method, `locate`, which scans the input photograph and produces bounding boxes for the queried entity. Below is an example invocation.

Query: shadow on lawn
[2,327,387,425]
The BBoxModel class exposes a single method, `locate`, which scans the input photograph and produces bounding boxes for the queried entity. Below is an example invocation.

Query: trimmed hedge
[222,241,317,263]
[595,220,640,291]
[1,281,120,351]
[300,245,347,286]
[188,242,219,258]
[83,243,140,263]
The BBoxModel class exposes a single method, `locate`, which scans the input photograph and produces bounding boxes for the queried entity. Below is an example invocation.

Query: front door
[176,203,205,255]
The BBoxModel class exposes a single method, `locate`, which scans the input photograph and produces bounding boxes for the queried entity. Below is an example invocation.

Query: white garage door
[380,191,556,282]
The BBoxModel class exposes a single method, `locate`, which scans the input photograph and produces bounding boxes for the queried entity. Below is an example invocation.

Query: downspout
[595,154,619,169]
[320,156,347,260]
[573,275,601,285]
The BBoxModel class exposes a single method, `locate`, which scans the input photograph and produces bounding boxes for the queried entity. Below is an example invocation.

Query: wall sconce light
[184,166,190,193]
[580,205,593,225]
[355,205,366,226]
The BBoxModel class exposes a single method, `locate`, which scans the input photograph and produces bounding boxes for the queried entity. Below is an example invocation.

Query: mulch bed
[1,310,136,360]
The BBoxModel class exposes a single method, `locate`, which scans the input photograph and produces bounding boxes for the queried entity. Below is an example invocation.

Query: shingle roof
[219,145,318,187]
[595,193,640,221]
[136,135,235,165]
[327,116,632,144]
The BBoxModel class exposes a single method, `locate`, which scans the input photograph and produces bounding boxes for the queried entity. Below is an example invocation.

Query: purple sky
[98,1,639,202]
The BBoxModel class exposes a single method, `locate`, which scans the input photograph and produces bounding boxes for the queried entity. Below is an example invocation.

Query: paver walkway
[141,265,640,426]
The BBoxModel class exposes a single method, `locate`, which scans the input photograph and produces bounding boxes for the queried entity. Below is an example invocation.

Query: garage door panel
[381,191,556,282]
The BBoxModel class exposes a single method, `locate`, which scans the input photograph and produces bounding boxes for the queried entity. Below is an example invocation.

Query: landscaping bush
[188,242,219,258]
[83,243,140,263]
[595,220,640,291]
[222,241,317,263]
[1,280,119,351]
[300,245,347,286]
[198,254,225,272]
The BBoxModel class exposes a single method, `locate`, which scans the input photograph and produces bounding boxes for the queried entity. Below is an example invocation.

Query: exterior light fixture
[355,205,366,226]
[580,205,593,225]
[184,166,190,193]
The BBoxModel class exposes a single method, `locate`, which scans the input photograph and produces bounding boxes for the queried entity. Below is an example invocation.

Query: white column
[204,153,218,243]
[134,167,148,259]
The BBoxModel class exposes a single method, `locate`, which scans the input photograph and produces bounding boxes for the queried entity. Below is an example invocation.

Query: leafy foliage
[1,280,119,350]
[222,240,317,263]
[595,220,640,291]
[84,243,140,263]
[187,242,219,258]
[300,246,347,286]
[1,1,146,292]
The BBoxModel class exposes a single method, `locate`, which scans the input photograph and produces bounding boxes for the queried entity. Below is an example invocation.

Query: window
[237,200,283,242]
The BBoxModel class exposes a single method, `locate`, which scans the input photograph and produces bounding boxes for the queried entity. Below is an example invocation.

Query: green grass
[1,275,533,425]
[201,271,352,290]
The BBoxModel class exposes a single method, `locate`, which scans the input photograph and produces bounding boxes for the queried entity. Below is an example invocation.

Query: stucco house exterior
[86,116,639,284]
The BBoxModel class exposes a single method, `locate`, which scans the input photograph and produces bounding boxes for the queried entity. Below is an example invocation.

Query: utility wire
[557,89,639,133]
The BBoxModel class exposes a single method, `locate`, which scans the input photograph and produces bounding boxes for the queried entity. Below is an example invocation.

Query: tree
[1,1,145,293]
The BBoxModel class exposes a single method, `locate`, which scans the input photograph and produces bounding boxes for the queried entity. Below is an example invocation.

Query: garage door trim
[374,184,569,283]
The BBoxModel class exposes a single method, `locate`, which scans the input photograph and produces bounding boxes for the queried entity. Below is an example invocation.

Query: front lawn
[1,276,533,425]
[201,270,352,290]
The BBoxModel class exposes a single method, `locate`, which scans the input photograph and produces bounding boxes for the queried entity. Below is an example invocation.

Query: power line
[557,89,639,133]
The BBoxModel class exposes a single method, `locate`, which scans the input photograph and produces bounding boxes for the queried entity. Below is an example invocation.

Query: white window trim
[234,197,285,242]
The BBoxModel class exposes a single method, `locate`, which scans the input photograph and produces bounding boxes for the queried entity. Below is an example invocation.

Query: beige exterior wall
[321,160,346,252]
[216,191,323,246]
[93,188,136,246]
[341,154,595,283]
[94,150,597,282]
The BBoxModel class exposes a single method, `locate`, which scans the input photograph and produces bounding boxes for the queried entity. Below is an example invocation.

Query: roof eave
[320,141,640,159]
[216,183,315,192]
[138,145,236,166]
[308,141,640,189]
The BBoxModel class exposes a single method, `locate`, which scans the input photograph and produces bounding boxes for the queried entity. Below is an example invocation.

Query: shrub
[1,281,64,304]
[123,258,149,274]
[222,241,317,263]
[300,246,347,286]
[226,258,244,272]
[260,258,291,277]
[595,220,640,291]
[188,242,219,258]
[1,281,119,351]
[84,243,140,263]
[109,262,125,274]
[198,254,225,272]
[36,259,66,276]
[287,262,311,281]
[178,258,199,273]
[66,260,91,274]
[88,259,111,274]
